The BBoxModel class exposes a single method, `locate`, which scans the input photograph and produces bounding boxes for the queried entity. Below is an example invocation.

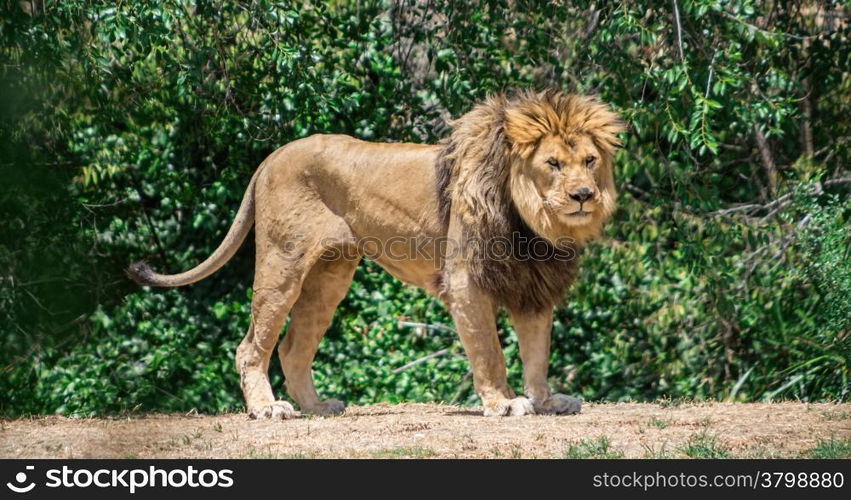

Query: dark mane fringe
[435,140,455,225]
[465,212,580,312]
[434,91,582,312]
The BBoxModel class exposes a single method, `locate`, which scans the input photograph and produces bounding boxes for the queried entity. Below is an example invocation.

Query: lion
[128,89,624,419]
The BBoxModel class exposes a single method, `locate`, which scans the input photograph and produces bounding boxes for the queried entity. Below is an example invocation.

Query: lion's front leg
[448,271,534,417]
[510,309,581,415]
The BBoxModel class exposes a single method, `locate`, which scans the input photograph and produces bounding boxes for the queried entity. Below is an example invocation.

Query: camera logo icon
[6,466,36,493]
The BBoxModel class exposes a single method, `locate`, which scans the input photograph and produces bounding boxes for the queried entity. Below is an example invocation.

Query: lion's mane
[435,90,624,311]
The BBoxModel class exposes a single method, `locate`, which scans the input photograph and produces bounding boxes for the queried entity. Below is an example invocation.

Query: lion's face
[508,130,617,246]
[523,134,605,227]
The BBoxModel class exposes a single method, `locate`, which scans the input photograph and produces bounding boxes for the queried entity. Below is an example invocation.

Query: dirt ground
[1,402,849,459]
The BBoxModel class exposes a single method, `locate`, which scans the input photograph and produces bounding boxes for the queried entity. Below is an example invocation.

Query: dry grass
[1,402,849,459]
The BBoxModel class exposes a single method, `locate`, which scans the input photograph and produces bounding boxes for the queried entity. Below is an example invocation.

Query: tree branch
[708,178,851,218]
[753,123,777,196]
[801,76,814,158]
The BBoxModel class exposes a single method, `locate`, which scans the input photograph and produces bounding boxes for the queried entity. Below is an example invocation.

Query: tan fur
[129,90,624,418]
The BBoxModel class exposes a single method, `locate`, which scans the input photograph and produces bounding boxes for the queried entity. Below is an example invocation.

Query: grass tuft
[564,436,624,459]
[808,438,851,459]
[681,431,731,458]
[370,446,437,459]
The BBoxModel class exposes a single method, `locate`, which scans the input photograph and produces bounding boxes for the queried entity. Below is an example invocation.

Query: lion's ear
[504,105,550,157]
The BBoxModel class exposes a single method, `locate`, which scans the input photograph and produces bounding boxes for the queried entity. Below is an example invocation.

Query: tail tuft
[126,166,259,288]
[127,261,158,286]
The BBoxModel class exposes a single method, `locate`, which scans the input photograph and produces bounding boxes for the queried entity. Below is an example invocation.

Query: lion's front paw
[249,401,300,420]
[534,393,581,415]
[483,396,536,417]
[301,398,346,416]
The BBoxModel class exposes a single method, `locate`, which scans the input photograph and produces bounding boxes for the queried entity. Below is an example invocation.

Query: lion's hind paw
[536,393,581,415]
[301,398,346,416]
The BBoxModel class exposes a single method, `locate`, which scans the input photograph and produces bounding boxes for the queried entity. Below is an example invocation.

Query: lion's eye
[546,158,561,169]
[585,156,597,168]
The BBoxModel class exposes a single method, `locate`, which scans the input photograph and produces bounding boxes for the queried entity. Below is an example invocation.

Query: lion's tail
[127,168,260,287]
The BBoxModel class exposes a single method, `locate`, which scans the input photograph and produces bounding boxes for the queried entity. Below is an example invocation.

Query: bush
[1,0,848,415]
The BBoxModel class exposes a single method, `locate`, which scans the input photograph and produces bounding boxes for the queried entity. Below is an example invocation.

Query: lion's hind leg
[510,309,581,415]
[237,289,301,420]
[237,232,326,420]
[278,255,359,416]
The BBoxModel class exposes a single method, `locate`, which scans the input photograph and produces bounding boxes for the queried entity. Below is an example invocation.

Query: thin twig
[81,198,128,209]
[814,137,849,158]
[719,10,820,41]
[708,203,764,217]
[397,320,457,335]
[761,214,814,277]
[672,0,684,61]
[583,6,600,39]
[449,370,473,405]
[705,52,716,98]
[741,213,812,284]
[391,348,453,374]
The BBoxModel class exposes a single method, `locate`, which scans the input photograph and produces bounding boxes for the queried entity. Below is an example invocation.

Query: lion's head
[437,89,624,247]
[436,89,625,310]
[504,91,624,245]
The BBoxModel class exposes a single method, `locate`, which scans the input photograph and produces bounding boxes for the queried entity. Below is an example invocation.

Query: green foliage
[1,0,849,415]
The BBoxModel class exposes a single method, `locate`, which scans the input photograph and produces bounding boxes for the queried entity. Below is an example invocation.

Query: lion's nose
[570,187,594,203]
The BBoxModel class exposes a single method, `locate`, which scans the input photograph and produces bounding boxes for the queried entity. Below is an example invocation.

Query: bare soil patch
[2,402,849,459]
